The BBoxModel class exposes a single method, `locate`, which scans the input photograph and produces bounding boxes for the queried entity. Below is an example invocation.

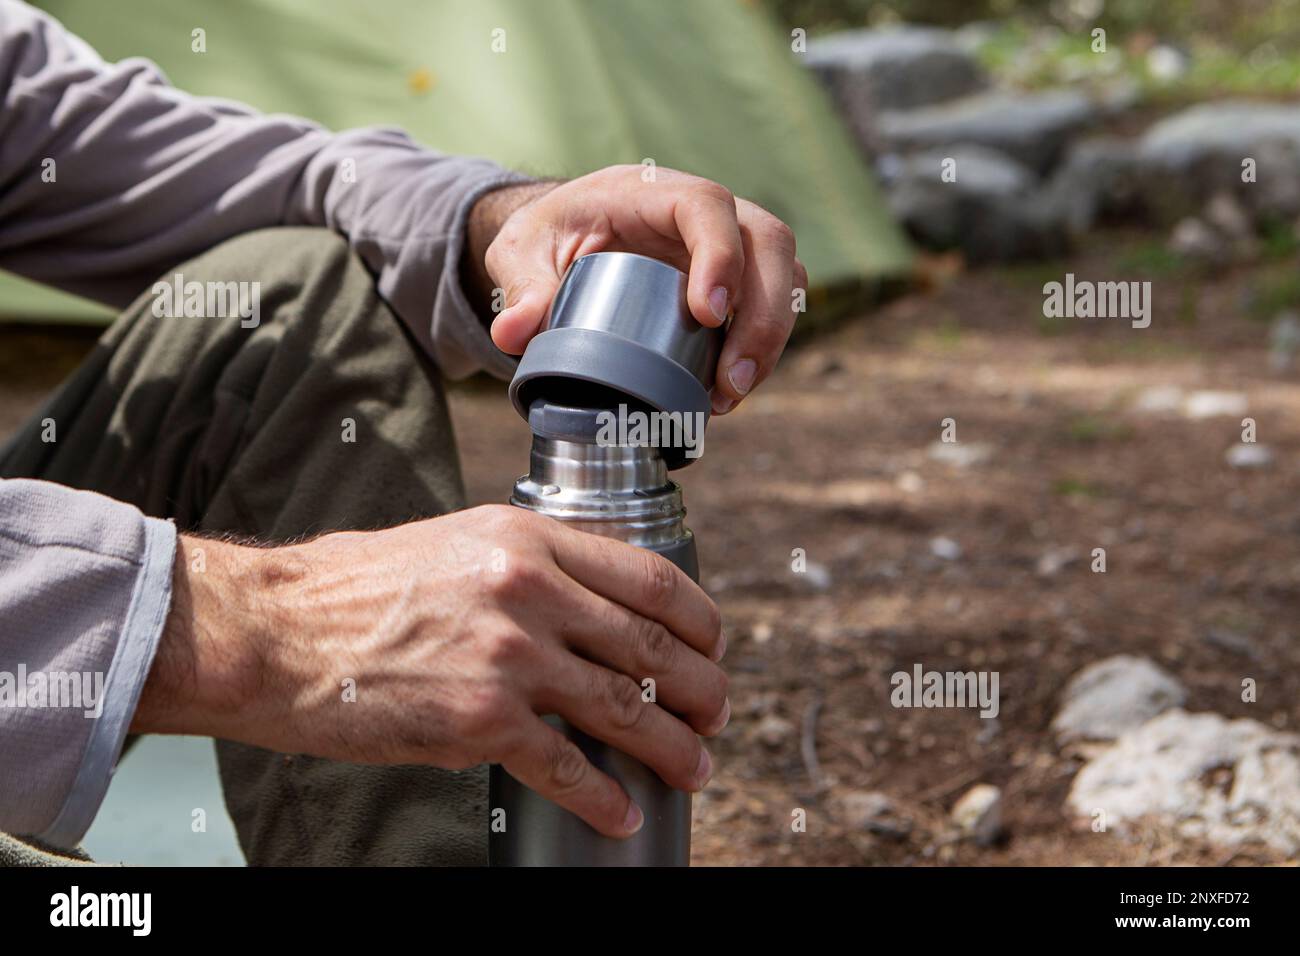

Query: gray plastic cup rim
[508,251,726,425]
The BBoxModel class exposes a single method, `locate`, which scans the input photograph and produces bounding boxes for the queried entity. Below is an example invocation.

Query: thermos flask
[489,251,725,866]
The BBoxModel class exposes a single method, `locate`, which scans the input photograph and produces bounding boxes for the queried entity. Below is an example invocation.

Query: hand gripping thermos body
[489,252,725,866]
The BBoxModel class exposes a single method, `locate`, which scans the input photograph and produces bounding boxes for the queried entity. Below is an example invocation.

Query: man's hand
[464,166,807,414]
[134,505,729,839]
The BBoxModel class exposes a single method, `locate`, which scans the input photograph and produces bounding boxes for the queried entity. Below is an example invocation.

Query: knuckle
[632,617,678,675]
[453,683,516,742]
[640,552,679,612]
[482,625,534,666]
[543,736,590,793]
[601,673,648,732]
[763,217,797,255]
[687,179,736,211]
[489,556,549,602]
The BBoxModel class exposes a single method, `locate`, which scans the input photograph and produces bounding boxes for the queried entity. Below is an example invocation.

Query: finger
[498,714,644,838]
[545,523,723,660]
[670,186,746,331]
[484,216,579,354]
[488,270,560,355]
[604,172,745,330]
[712,201,797,413]
[540,654,713,793]
[555,587,730,735]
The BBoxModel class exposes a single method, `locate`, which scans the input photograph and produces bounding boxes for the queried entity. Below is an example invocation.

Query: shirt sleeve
[0,479,176,847]
[0,0,525,380]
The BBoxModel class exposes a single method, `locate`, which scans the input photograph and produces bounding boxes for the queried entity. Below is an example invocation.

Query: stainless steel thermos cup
[489,252,724,866]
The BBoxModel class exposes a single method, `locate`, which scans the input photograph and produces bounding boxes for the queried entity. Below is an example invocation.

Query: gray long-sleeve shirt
[0,0,522,846]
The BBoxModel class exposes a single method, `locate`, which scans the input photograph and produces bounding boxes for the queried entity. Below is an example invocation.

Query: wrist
[132,535,283,742]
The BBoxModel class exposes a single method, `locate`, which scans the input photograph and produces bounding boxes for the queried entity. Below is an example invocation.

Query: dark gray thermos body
[490,252,724,867]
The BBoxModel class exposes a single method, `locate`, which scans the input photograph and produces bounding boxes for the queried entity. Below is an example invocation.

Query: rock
[929,536,962,561]
[1250,138,1300,220]
[951,783,1002,846]
[797,560,833,592]
[1204,192,1255,242]
[1225,443,1273,468]
[1067,709,1300,854]
[1137,102,1300,222]
[754,713,795,748]
[1168,217,1228,265]
[896,471,925,494]
[1133,384,1184,414]
[878,88,1101,175]
[882,145,1068,262]
[1036,546,1080,577]
[1145,44,1191,83]
[1042,137,1142,233]
[1053,655,1187,744]
[839,790,912,839]
[804,26,986,154]
[1183,390,1248,419]
[927,440,993,467]
[1202,628,1260,660]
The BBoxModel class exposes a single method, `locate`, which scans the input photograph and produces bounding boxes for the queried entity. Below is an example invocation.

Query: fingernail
[727,359,757,395]
[695,747,713,788]
[708,286,729,323]
[712,631,727,662]
[624,802,645,834]
[707,697,731,735]
[711,392,735,415]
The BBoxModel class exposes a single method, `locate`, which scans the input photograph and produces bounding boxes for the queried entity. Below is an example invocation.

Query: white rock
[1068,710,1300,854]
[927,441,993,467]
[799,561,832,592]
[896,471,925,494]
[929,536,962,561]
[754,713,795,748]
[1225,444,1274,469]
[951,783,1002,846]
[840,790,912,838]
[1169,217,1226,263]
[1183,390,1248,419]
[1133,384,1184,413]
[1036,546,1080,577]
[1053,655,1186,743]
[1205,192,1254,241]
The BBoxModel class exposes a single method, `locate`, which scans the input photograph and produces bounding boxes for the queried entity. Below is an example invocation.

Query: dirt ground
[4,228,1297,866]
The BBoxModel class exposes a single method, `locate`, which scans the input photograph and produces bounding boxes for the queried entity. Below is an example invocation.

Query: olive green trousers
[1,228,489,866]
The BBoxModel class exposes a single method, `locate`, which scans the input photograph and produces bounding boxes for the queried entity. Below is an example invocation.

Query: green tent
[8,0,910,325]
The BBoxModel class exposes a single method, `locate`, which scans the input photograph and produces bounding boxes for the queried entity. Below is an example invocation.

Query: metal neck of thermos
[511,434,687,550]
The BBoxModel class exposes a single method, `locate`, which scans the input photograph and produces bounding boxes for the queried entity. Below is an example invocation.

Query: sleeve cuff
[432,171,531,381]
[36,514,177,848]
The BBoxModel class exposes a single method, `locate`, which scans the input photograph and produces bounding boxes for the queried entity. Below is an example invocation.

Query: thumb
[489,271,560,355]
